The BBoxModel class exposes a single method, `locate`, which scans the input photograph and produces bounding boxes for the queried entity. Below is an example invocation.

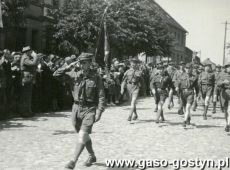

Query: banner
[95,6,110,69]
[0,0,3,28]
[104,21,110,68]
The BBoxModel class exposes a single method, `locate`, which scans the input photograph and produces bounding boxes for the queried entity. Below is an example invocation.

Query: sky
[155,0,230,65]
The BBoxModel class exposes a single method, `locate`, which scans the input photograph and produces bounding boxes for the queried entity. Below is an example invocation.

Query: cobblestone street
[0,97,230,170]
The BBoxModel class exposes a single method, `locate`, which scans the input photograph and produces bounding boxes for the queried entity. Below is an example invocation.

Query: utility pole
[223,21,230,65]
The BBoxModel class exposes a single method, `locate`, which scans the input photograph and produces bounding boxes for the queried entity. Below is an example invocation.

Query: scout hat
[179,61,185,65]
[22,46,32,53]
[78,52,93,61]
[216,64,221,68]
[169,61,175,66]
[13,52,22,56]
[157,62,164,69]
[204,63,211,67]
[224,62,230,68]
[130,58,140,63]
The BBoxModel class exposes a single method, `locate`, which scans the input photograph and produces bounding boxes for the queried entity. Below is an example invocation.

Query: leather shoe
[83,156,96,167]
[65,160,75,169]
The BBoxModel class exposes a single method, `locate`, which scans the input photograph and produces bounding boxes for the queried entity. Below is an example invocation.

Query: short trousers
[127,84,139,100]
[155,89,168,103]
[181,90,194,106]
[71,104,96,134]
[213,85,220,96]
[201,86,213,99]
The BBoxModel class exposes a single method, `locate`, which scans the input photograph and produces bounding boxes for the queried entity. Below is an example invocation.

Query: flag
[104,21,110,68]
[94,6,110,70]
[0,0,3,28]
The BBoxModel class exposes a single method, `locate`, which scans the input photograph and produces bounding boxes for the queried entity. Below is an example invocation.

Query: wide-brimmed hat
[22,46,32,53]
[13,52,22,56]
[224,62,230,68]
[216,64,221,68]
[169,61,175,66]
[179,61,185,65]
[130,58,140,63]
[78,52,93,62]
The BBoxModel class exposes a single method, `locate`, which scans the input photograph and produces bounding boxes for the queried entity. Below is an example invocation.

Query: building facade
[146,1,193,65]
[0,0,66,53]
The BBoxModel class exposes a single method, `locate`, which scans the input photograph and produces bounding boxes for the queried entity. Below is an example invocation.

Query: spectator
[19,46,39,117]
[0,51,6,119]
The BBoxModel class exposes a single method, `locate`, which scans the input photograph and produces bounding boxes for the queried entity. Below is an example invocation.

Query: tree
[53,0,173,57]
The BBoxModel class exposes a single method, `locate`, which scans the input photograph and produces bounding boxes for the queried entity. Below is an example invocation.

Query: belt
[201,84,212,86]
[74,101,95,107]
[182,88,193,92]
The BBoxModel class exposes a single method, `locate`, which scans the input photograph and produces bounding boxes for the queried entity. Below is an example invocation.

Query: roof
[149,0,188,33]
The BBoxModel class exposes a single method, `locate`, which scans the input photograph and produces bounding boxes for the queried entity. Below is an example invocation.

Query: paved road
[0,97,229,170]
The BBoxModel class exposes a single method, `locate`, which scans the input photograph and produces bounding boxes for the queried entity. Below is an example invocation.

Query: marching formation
[133,60,230,132]
[1,46,230,169]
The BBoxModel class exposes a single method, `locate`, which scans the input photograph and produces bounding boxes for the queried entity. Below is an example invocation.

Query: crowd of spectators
[0,48,151,120]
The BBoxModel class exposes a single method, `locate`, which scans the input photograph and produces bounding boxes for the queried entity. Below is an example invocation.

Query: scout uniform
[173,61,185,115]
[217,62,230,132]
[166,62,176,109]
[212,65,222,113]
[54,53,105,133]
[19,46,38,117]
[121,58,142,121]
[54,53,105,169]
[123,67,142,97]
[219,68,228,113]
[176,63,198,126]
[150,64,173,123]
[198,64,215,119]
[167,62,176,80]
[149,61,162,111]
[192,65,201,111]
[198,65,215,99]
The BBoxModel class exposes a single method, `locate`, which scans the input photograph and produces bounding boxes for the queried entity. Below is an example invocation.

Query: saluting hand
[120,88,124,95]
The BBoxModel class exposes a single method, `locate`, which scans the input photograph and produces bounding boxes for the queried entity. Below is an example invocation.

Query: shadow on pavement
[211,116,225,120]
[166,111,180,115]
[165,121,182,126]
[123,108,152,110]
[0,112,70,131]
[53,130,75,135]
[94,162,107,168]
[0,121,37,131]
[195,124,222,129]
[14,112,70,122]
[130,119,154,124]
